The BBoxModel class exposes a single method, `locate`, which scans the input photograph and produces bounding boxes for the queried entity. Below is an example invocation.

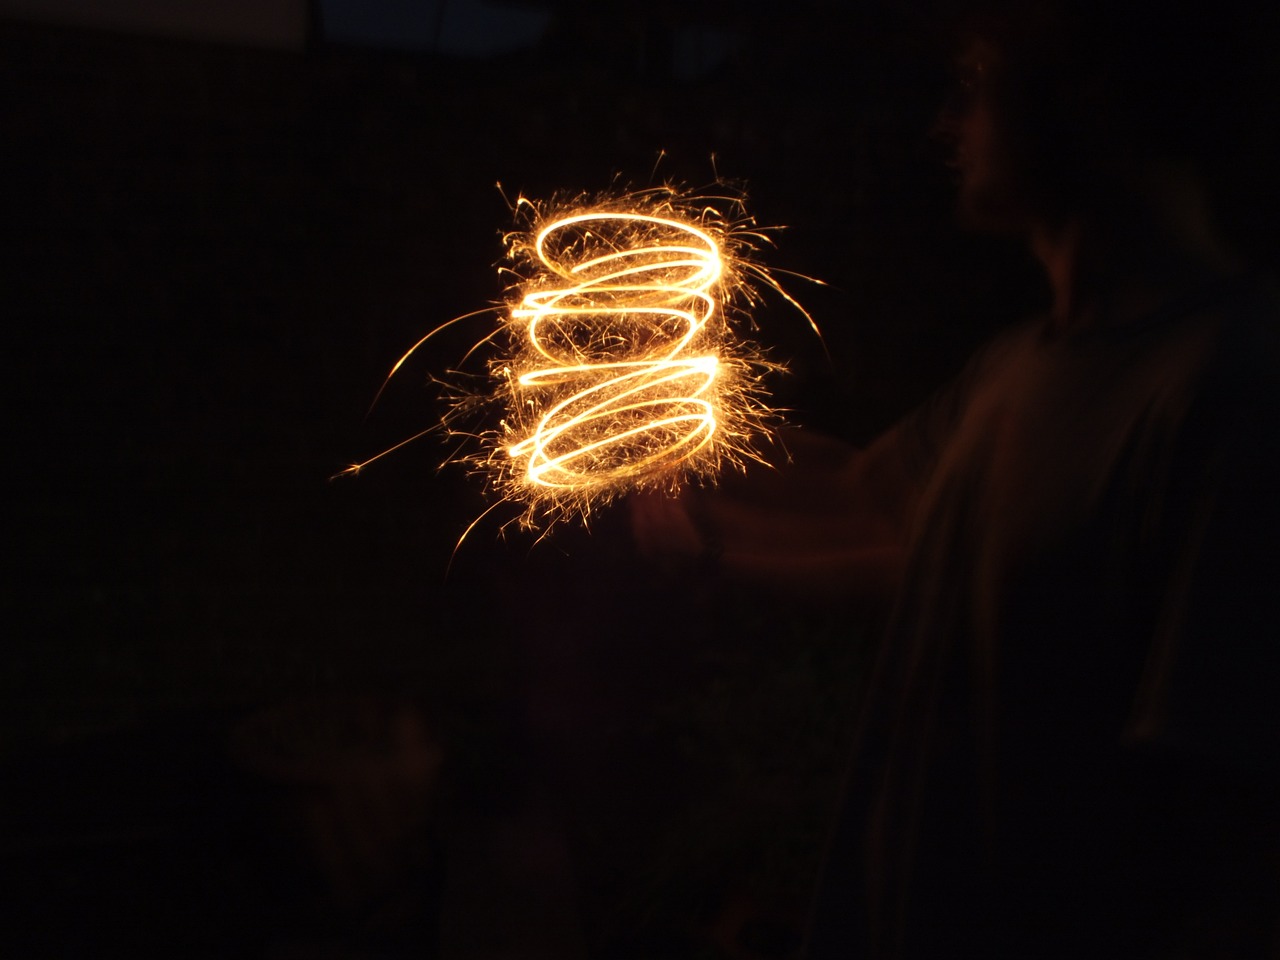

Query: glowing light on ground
[341,186,816,535]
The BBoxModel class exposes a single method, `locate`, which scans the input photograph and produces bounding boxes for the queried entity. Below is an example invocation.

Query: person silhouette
[633,2,1280,955]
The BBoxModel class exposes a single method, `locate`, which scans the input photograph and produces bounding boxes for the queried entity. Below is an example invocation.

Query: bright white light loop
[507,212,726,490]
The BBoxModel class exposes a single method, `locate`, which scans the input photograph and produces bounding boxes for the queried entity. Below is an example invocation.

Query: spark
[342,185,817,536]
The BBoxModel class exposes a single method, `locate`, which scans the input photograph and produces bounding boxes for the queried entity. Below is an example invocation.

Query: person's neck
[1029,165,1240,335]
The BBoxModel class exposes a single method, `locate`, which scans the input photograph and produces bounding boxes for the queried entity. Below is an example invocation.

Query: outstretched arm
[629,426,922,603]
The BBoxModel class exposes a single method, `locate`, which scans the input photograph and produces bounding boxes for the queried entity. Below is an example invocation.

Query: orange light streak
[507,211,725,490]
[341,186,815,536]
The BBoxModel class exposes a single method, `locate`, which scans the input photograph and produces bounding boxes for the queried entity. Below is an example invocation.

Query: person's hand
[628,479,710,562]
[629,428,908,602]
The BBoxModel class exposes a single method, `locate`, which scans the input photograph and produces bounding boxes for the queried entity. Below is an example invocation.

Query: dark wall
[3,2,1042,738]
[1,7,1045,955]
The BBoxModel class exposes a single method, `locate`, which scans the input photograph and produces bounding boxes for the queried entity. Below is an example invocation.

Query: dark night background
[0,2,1054,957]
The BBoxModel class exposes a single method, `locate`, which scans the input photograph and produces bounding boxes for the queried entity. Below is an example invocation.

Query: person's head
[939,0,1278,251]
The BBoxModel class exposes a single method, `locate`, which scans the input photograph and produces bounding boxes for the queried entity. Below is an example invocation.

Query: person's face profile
[944,42,1010,225]
[939,37,1045,234]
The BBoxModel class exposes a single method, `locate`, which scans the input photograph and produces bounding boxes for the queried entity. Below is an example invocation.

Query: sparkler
[343,186,815,535]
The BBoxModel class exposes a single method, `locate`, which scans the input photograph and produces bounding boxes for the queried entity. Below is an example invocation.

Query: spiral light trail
[342,187,810,535]
[507,211,725,491]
